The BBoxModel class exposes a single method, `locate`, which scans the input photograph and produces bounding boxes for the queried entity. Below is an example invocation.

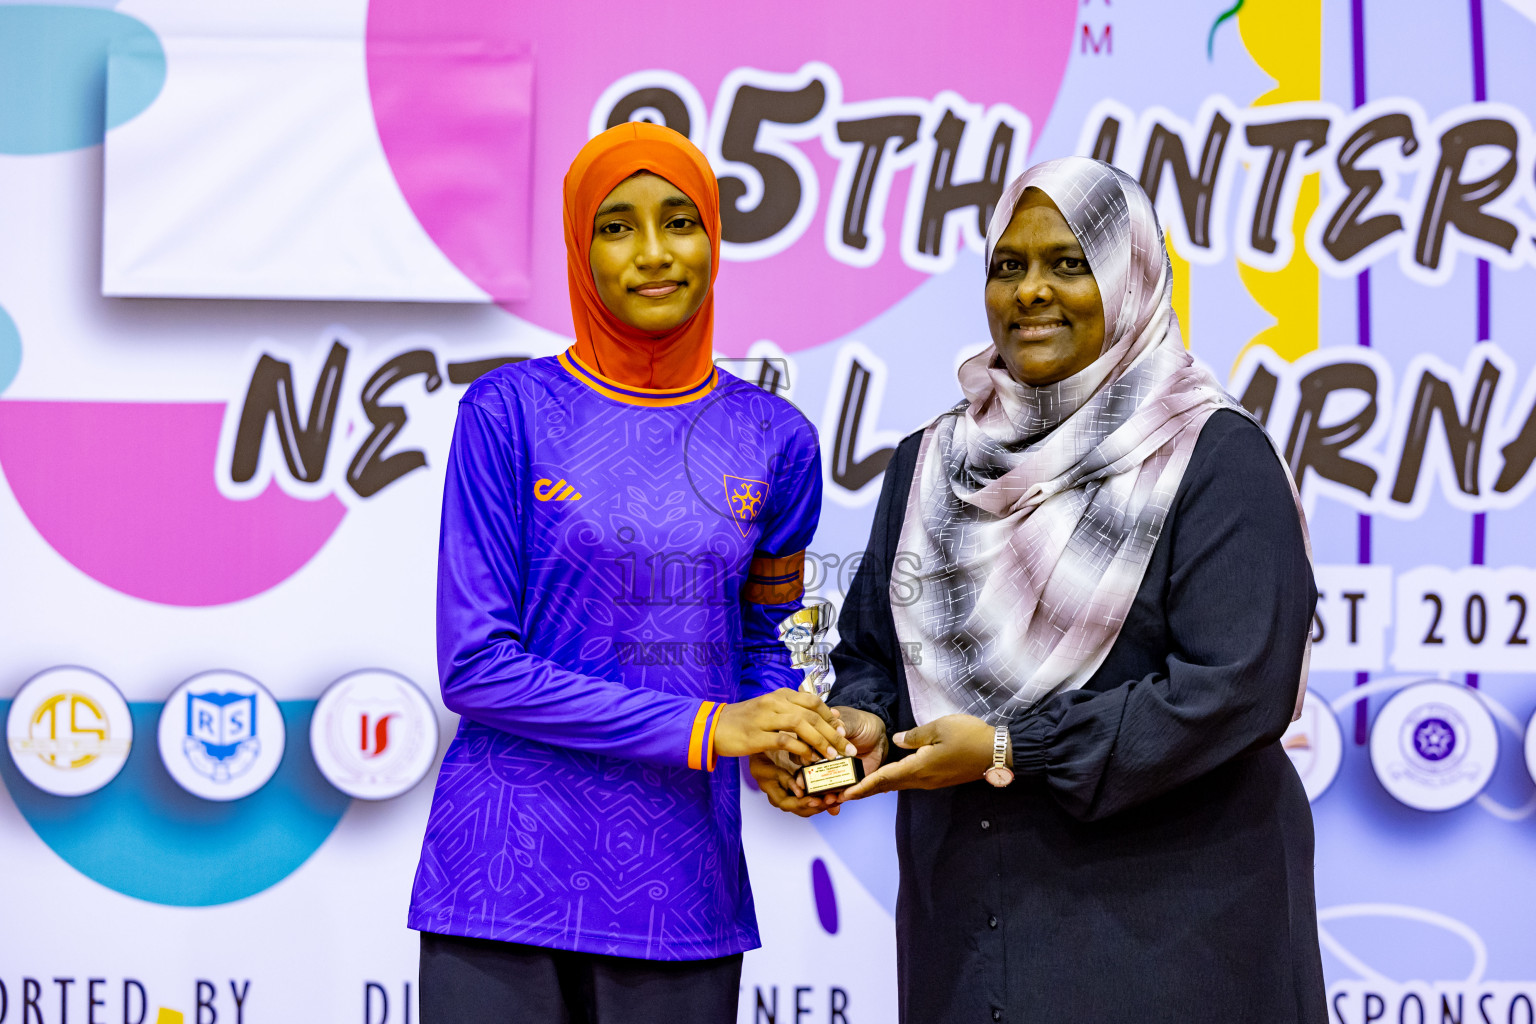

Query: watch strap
[985,724,1015,788]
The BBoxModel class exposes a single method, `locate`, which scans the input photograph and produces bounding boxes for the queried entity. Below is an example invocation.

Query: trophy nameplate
[799,754,864,794]
[777,602,863,796]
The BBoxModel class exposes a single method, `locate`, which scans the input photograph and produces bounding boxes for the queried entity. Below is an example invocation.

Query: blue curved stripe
[0,700,350,906]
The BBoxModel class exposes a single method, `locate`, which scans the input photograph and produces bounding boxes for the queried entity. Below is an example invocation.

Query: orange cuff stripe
[703,703,724,772]
[687,701,717,771]
[744,550,806,604]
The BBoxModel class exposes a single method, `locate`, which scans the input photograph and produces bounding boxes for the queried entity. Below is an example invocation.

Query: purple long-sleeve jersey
[407,352,821,960]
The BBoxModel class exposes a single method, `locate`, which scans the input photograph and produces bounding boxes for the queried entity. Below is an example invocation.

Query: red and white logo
[310,670,439,800]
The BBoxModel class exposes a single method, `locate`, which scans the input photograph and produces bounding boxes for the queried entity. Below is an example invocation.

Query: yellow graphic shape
[730,483,763,519]
[1235,0,1322,366]
[1166,233,1192,348]
[29,692,108,769]
[155,1010,185,1024]
[533,478,581,501]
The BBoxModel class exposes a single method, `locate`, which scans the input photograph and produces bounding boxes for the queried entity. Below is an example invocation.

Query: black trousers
[419,932,743,1024]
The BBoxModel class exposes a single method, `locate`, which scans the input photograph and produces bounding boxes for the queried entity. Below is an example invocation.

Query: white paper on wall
[101,34,512,302]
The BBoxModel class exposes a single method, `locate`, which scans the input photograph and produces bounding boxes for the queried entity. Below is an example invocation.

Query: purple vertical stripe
[1354,671,1370,745]
[1354,275,1373,742]
[1351,0,1372,743]
[1351,0,1369,107]
[1470,507,1484,691]
[1477,261,1491,341]
[1470,0,1488,101]
[1469,0,1488,691]
[1356,271,1373,348]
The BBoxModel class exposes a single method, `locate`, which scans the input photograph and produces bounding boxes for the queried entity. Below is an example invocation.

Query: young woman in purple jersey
[410,123,849,1023]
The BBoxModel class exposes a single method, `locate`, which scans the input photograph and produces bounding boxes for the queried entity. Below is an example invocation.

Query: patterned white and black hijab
[892,156,1309,725]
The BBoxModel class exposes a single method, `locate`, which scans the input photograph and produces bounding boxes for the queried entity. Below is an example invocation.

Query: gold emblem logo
[22,691,116,769]
[7,667,134,796]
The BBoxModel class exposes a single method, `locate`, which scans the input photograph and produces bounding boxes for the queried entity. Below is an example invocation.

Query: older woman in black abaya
[751,157,1326,1023]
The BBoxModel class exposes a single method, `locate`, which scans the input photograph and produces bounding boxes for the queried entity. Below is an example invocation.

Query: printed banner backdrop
[2,0,1535,1021]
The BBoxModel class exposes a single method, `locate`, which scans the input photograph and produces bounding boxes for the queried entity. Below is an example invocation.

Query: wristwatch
[983,724,1014,788]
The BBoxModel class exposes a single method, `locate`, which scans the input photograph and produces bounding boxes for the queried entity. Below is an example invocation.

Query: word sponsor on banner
[1329,983,1536,1024]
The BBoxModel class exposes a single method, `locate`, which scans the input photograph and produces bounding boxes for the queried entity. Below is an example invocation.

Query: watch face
[984,766,1014,788]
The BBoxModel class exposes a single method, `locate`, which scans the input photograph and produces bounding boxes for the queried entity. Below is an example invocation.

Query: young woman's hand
[748,751,833,817]
[750,706,890,818]
[714,688,855,763]
[839,713,996,799]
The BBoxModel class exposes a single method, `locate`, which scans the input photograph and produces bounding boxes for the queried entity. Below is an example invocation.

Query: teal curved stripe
[1206,0,1245,60]
[0,305,19,395]
[0,6,166,154]
[0,700,351,906]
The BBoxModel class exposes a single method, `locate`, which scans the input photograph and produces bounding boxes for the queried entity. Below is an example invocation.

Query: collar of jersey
[558,348,718,407]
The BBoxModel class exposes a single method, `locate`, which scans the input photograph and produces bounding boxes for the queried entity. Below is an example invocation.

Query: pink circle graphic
[0,401,345,607]
[365,0,1077,355]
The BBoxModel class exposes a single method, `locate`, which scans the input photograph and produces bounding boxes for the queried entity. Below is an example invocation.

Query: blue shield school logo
[182,691,261,783]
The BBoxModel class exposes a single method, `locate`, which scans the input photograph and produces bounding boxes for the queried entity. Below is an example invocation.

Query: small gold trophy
[777,602,864,795]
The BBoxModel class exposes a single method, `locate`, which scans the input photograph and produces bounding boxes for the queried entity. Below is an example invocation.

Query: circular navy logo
[1412,717,1456,762]
[1370,682,1497,812]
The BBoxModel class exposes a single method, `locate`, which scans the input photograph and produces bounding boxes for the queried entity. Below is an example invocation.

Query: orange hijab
[563,123,721,390]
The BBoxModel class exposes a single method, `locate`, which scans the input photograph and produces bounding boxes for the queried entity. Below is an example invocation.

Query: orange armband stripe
[743,550,805,604]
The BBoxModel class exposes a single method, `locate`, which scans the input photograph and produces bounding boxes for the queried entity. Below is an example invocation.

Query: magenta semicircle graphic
[365,0,1078,356]
[0,401,345,607]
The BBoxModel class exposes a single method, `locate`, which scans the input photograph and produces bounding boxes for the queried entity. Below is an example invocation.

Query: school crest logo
[6,667,133,797]
[158,671,286,801]
[724,474,769,537]
[1369,681,1497,812]
[184,692,260,782]
[310,670,439,800]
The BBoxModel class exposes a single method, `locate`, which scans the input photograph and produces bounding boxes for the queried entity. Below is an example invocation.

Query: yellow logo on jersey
[534,478,582,501]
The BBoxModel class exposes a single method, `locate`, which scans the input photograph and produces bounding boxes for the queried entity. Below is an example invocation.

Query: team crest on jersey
[724,475,769,537]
